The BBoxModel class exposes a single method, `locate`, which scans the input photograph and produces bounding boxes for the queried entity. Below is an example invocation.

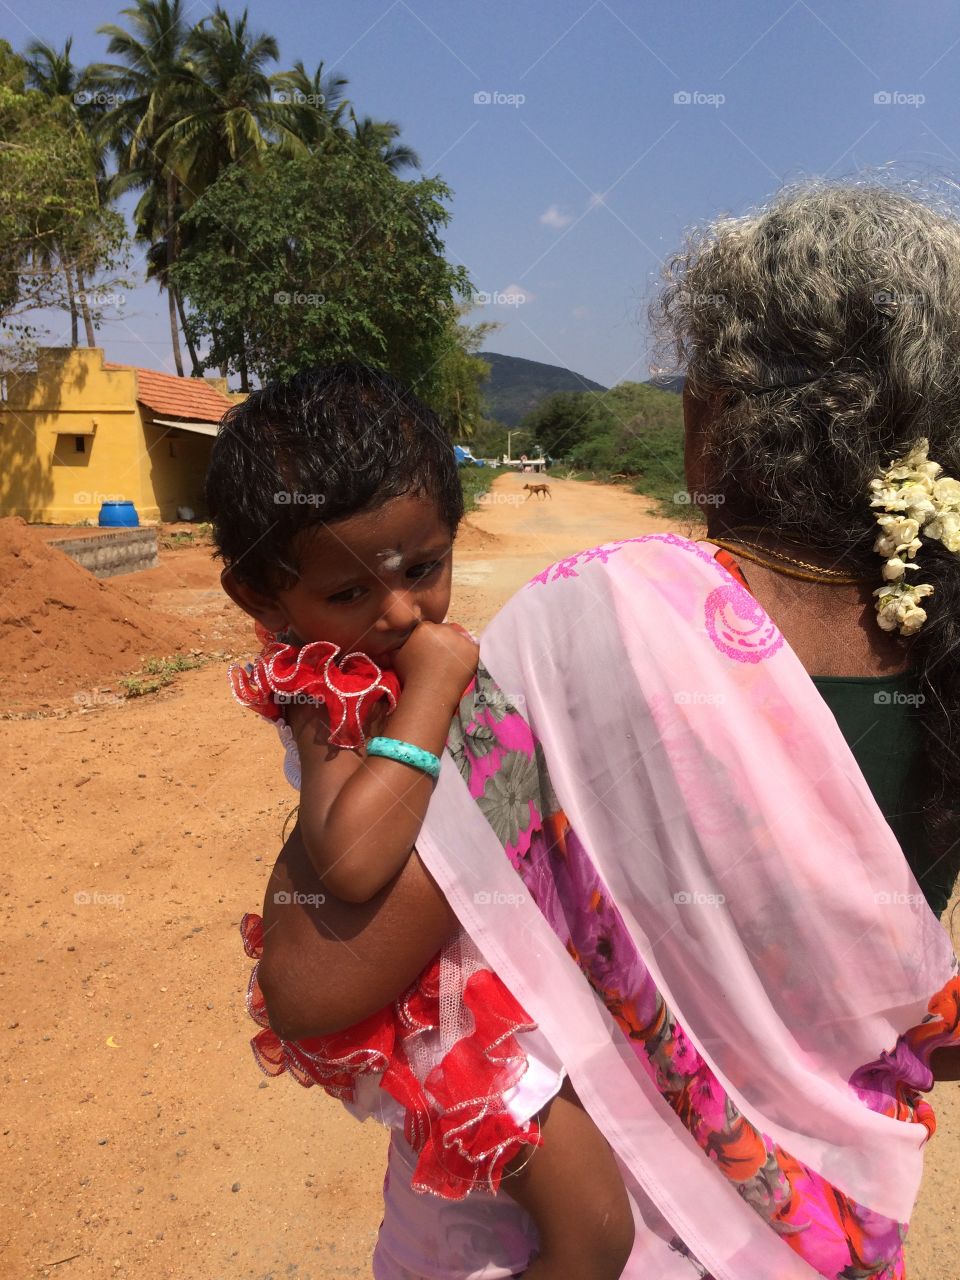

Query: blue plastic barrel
[98,500,139,528]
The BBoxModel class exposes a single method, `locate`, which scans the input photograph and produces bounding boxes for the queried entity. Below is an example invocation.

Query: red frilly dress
[231,625,547,1199]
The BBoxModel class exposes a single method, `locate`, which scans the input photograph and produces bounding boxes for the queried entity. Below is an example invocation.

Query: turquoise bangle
[365,736,441,780]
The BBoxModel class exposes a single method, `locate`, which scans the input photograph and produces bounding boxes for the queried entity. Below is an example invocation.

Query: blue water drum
[98,500,140,528]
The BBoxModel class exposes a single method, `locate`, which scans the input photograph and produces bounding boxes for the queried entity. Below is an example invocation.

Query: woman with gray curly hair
[247,181,960,1279]
[660,180,960,919]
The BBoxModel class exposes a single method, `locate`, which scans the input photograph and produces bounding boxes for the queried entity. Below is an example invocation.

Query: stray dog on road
[523,482,552,500]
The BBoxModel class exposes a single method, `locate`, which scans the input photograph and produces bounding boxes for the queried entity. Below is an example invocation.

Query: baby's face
[271,492,455,665]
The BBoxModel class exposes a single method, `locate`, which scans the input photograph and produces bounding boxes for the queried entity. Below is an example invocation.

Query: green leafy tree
[526,382,686,506]
[0,42,127,370]
[466,417,509,459]
[151,4,292,376]
[94,1,290,375]
[568,383,684,491]
[430,309,499,437]
[170,149,469,392]
[92,0,199,374]
[522,390,598,458]
[23,37,128,347]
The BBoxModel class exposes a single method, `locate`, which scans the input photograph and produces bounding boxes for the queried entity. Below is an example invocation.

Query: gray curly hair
[651,178,960,905]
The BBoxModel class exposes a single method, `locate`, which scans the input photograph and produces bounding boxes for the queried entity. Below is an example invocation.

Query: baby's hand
[284,693,329,745]
[392,621,479,705]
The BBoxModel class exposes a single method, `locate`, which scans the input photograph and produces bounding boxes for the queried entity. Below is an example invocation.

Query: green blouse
[811,672,950,916]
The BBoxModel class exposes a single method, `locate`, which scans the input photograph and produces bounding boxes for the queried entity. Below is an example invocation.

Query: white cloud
[500,282,533,305]
[539,204,573,229]
[473,284,533,308]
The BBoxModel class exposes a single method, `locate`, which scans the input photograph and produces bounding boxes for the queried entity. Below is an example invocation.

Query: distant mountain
[478,352,607,427]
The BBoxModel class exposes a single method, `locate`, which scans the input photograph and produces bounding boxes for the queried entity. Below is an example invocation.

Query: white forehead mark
[376,548,403,571]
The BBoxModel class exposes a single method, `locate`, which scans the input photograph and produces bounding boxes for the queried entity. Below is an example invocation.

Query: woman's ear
[220,567,288,632]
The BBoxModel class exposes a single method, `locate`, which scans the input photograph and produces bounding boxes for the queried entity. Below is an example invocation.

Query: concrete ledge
[48,527,159,578]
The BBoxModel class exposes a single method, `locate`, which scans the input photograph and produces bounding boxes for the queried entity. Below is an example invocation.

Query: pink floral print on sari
[528,532,785,662]
[447,661,960,1280]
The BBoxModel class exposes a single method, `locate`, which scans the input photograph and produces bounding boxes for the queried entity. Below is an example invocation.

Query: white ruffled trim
[275,719,302,791]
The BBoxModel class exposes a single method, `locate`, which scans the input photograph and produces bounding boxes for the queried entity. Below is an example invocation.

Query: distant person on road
[260,183,960,1279]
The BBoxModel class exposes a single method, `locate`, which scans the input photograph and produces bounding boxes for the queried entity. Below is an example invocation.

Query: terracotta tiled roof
[104,362,234,423]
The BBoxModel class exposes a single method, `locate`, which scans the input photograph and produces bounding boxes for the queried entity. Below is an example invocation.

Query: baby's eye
[407,560,442,580]
[327,585,366,604]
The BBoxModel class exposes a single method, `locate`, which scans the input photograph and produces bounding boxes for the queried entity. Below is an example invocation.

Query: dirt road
[2,473,956,1279]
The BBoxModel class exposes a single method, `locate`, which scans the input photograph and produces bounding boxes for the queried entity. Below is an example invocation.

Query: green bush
[522,382,689,511]
[458,465,495,512]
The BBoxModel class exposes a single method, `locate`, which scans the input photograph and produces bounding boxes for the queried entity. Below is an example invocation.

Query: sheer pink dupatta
[416,534,958,1280]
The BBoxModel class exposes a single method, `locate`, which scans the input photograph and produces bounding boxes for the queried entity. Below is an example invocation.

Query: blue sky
[5,0,960,387]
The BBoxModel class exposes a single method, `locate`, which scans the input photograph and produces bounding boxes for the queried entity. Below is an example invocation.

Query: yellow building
[0,347,242,524]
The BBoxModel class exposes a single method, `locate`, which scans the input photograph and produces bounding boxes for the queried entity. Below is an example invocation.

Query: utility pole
[506,429,529,462]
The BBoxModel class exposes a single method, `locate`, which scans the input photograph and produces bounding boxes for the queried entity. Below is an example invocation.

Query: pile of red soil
[0,517,204,712]
[456,517,502,553]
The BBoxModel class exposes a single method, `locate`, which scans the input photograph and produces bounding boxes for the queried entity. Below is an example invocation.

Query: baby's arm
[503,1078,635,1279]
[289,621,477,903]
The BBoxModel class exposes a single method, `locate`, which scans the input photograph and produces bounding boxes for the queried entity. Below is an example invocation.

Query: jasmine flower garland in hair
[869,439,960,635]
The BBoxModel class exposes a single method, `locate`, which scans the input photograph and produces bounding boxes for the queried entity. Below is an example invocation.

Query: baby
[209,364,634,1279]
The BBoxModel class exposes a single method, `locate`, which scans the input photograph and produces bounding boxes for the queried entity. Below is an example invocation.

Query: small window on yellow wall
[75,436,86,453]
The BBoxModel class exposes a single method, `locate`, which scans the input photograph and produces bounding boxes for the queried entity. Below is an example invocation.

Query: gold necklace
[700,536,873,585]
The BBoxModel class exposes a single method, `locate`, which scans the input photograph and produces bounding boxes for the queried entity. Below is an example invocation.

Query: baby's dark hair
[206,363,463,594]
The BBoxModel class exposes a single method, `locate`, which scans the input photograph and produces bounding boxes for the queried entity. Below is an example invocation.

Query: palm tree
[159,8,330,388]
[91,2,418,378]
[93,3,326,377]
[162,7,281,189]
[351,113,420,172]
[23,38,106,347]
[271,59,350,152]
[92,0,198,374]
[153,5,289,380]
[24,37,81,100]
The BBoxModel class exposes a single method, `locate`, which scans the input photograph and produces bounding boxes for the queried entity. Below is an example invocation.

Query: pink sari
[416,533,960,1279]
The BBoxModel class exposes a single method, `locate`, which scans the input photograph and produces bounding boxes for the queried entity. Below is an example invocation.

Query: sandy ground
[2,472,957,1280]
